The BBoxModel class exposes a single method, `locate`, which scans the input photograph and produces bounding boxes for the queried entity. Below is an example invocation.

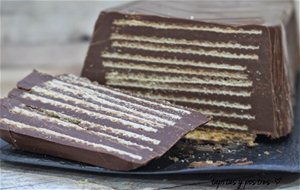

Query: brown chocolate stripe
[107,81,252,97]
[45,81,177,125]
[109,33,260,50]
[10,89,161,133]
[101,52,247,71]
[112,18,264,35]
[105,78,252,91]
[7,90,165,147]
[109,39,261,55]
[109,86,252,104]
[102,62,249,80]
[104,47,259,65]
[110,41,259,60]
[105,72,253,87]
[0,101,153,160]
[18,71,190,118]
[111,23,266,43]
[57,74,191,115]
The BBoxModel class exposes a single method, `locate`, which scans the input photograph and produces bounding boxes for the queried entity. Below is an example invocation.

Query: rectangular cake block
[81,0,299,142]
[0,70,208,171]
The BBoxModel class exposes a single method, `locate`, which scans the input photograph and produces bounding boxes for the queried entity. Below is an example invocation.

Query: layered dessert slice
[0,70,208,170]
[82,0,299,144]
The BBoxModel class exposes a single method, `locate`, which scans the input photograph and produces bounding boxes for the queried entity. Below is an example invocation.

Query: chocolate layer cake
[0,71,208,170]
[82,0,299,143]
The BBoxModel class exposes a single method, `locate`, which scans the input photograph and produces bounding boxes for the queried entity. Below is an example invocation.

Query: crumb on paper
[276,149,282,153]
[168,156,179,162]
[247,141,258,147]
[232,157,253,166]
[264,151,270,155]
[234,157,248,163]
[189,160,227,168]
[233,161,254,166]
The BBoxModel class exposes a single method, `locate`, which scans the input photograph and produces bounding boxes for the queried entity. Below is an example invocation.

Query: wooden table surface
[1,1,300,189]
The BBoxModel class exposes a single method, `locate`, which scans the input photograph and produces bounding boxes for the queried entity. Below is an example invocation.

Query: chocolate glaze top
[105,0,294,26]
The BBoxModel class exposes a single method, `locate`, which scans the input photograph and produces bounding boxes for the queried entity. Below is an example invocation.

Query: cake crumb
[247,141,258,147]
[276,149,282,153]
[234,158,248,163]
[233,161,254,166]
[168,156,179,162]
[189,160,227,168]
[264,151,270,155]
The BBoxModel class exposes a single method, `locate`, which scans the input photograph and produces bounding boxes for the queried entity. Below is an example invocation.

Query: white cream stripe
[206,120,248,131]
[0,118,142,160]
[42,85,168,128]
[112,41,259,60]
[11,107,153,151]
[31,86,168,129]
[106,72,253,87]
[102,52,247,71]
[54,79,181,120]
[103,61,248,79]
[110,33,260,50]
[20,92,158,133]
[42,109,160,145]
[198,109,255,120]
[113,19,263,35]
[107,81,251,97]
[120,91,252,110]
[46,79,179,125]
[58,75,191,114]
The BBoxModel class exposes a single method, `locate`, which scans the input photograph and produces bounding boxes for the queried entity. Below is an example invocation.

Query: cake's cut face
[0,70,208,171]
[82,1,299,143]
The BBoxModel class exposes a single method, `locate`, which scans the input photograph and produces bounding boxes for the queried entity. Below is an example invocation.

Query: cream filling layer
[111,41,259,60]
[101,52,247,71]
[31,86,169,129]
[44,80,176,126]
[11,106,153,151]
[103,61,248,79]
[55,78,181,120]
[41,109,161,145]
[59,74,191,114]
[198,109,255,120]
[110,33,260,50]
[113,19,263,35]
[119,91,252,110]
[107,81,251,97]
[105,72,253,87]
[21,92,158,133]
[206,120,248,131]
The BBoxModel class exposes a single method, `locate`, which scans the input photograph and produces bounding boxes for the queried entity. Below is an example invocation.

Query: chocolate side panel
[285,11,300,89]
[269,27,296,137]
[82,11,278,136]
[81,12,114,83]
[0,130,142,171]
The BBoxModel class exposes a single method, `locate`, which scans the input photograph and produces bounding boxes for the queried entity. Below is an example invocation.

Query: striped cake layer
[95,15,269,137]
[0,71,208,170]
[82,1,296,140]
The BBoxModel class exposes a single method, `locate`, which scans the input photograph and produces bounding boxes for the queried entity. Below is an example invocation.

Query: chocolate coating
[82,0,299,139]
[0,70,208,171]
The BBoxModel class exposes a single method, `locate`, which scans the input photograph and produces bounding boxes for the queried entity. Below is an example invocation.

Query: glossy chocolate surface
[82,0,299,138]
